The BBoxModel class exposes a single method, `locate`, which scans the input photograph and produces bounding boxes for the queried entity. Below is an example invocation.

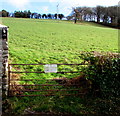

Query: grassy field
[2,18,119,115]
[2,18,118,64]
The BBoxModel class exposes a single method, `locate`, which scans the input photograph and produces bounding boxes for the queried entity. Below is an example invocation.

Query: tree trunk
[74,19,77,23]
[97,16,100,23]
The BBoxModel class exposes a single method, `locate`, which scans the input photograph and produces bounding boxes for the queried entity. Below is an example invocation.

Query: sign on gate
[44,64,57,73]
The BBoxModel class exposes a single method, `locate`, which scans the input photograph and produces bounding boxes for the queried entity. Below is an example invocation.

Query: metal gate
[8,63,88,97]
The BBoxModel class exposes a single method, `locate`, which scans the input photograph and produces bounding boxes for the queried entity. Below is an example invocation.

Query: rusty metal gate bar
[8,63,87,97]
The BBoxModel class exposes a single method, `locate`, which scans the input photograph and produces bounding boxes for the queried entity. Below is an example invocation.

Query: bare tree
[108,6,118,24]
[93,6,103,23]
[68,5,119,27]
[72,7,83,23]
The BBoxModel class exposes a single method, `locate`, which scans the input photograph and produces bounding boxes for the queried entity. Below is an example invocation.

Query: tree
[31,13,34,18]
[54,14,57,19]
[108,6,118,24]
[68,5,119,27]
[42,14,47,19]
[71,7,85,23]
[85,7,93,21]
[14,11,21,18]
[69,7,96,22]
[27,10,31,18]
[58,14,64,20]
[74,7,82,22]
[14,10,31,18]
[33,13,38,19]
[1,10,9,17]
[94,6,103,23]
[38,14,41,19]
[47,14,52,19]
[23,10,28,18]
[100,7,109,23]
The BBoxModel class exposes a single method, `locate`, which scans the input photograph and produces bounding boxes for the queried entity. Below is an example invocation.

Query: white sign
[44,64,57,73]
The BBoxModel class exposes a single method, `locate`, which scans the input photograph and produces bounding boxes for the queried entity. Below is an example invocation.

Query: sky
[0,0,119,16]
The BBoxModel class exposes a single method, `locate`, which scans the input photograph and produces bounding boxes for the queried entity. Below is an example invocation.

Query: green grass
[2,18,119,115]
[2,18,118,64]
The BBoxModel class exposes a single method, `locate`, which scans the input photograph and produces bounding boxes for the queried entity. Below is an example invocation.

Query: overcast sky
[0,0,119,16]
